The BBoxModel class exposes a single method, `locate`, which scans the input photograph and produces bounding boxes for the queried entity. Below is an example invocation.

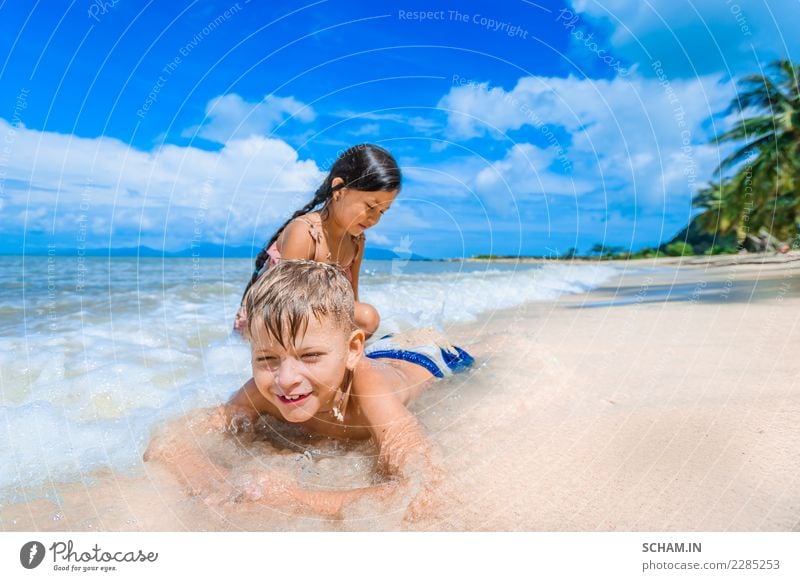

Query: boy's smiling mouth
[276,392,311,404]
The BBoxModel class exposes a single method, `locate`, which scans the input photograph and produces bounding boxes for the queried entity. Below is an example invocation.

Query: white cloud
[436,82,522,140]
[335,110,444,135]
[0,118,324,248]
[351,123,380,137]
[401,157,486,200]
[475,143,594,201]
[438,72,733,207]
[186,93,316,144]
[366,232,390,246]
[567,0,799,76]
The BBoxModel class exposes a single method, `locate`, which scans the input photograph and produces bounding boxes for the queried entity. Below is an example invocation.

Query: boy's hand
[403,463,446,523]
[199,468,289,506]
[229,468,292,503]
[208,404,256,433]
[207,405,229,431]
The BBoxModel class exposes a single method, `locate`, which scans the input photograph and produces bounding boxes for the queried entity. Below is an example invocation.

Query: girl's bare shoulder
[294,211,322,228]
[279,218,320,258]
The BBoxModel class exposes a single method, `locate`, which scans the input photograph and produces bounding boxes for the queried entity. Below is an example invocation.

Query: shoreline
[464,250,800,267]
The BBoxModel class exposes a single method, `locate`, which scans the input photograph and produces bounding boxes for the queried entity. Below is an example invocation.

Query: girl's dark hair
[241,143,401,301]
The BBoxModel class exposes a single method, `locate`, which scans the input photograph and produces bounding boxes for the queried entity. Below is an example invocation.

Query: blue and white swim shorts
[364,329,474,378]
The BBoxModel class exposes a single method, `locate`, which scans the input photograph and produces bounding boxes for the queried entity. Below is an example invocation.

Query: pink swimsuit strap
[262,215,362,282]
[294,216,328,262]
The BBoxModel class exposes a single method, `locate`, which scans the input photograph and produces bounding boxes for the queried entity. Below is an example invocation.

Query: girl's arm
[350,236,380,336]
[350,234,365,301]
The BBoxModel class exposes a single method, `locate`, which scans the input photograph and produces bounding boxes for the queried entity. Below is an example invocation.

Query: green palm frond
[713,115,777,144]
[697,59,800,243]
[774,60,800,100]
[716,133,776,173]
[728,75,788,114]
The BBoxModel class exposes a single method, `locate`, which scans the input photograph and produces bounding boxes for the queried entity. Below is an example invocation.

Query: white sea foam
[367,262,618,331]
[0,257,619,497]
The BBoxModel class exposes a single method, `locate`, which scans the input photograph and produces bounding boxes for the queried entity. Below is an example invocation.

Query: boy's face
[250,314,364,423]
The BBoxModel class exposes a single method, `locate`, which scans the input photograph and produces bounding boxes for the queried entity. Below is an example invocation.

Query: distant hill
[363,247,429,261]
[16,244,259,258]
[17,244,431,260]
[169,243,259,258]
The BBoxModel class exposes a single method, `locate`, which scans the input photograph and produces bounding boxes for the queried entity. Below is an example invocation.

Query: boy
[145,260,473,519]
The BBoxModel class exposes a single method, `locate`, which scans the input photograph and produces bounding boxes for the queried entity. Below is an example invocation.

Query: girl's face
[250,315,364,423]
[329,181,398,237]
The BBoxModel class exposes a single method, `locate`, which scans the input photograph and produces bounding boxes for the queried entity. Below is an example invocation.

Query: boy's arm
[146,377,439,519]
[143,406,232,498]
[264,372,441,519]
[357,374,442,485]
[232,469,401,517]
[355,366,444,520]
[143,382,389,515]
[224,378,273,430]
[143,379,271,497]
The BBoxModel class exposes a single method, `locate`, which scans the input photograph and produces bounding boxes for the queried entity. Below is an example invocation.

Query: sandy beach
[3,254,799,531]
[439,253,800,531]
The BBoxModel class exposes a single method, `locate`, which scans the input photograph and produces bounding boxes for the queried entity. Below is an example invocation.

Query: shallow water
[0,255,618,529]
[1,330,567,531]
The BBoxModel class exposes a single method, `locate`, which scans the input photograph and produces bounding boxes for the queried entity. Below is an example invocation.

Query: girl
[147,260,474,519]
[234,143,401,337]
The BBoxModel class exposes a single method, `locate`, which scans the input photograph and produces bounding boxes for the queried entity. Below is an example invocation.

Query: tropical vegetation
[692,59,800,249]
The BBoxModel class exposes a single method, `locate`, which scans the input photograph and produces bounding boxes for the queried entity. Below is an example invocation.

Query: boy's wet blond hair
[244,260,357,346]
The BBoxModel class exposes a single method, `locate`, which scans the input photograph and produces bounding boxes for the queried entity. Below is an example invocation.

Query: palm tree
[693,180,734,236]
[706,59,800,242]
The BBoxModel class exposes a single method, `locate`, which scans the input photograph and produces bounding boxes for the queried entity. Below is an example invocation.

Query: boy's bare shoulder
[353,356,394,392]
[353,356,433,406]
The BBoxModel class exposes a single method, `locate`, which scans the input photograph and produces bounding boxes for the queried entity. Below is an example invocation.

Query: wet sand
[3,255,799,531]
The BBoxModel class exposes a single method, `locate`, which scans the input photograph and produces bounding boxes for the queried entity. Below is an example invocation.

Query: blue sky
[1,0,796,258]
